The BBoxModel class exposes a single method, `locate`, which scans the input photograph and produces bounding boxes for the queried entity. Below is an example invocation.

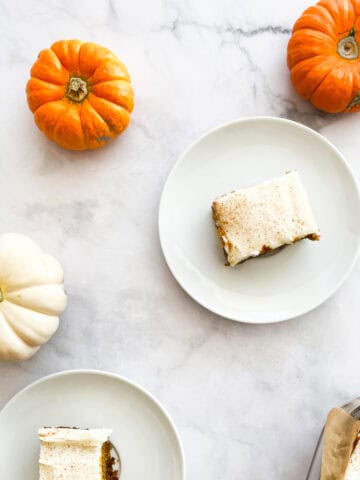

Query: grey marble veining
[1,0,360,478]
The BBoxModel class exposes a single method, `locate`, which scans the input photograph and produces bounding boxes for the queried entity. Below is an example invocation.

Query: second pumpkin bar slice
[212,171,320,266]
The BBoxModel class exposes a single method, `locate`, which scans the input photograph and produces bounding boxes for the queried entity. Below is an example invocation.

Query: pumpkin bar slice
[321,408,360,480]
[38,427,119,480]
[212,171,320,266]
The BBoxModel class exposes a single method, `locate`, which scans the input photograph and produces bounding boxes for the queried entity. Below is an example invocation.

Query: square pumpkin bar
[38,427,118,480]
[212,172,320,266]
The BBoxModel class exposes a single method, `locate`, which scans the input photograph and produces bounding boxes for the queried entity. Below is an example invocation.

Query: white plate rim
[158,115,360,324]
[0,369,186,479]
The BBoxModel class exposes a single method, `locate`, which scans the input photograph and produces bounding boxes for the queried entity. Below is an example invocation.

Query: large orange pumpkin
[26,40,134,150]
[287,0,360,113]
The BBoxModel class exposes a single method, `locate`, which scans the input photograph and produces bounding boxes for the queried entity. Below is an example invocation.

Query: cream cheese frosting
[344,435,360,480]
[212,171,320,266]
[39,427,112,480]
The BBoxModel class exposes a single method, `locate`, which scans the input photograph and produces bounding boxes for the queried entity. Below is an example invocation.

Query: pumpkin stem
[66,76,88,103]
[337,34,358,60]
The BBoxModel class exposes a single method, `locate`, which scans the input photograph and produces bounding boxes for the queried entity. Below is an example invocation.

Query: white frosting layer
[212,172,319,266]
[39,428,111,480]
[344,436,360,480]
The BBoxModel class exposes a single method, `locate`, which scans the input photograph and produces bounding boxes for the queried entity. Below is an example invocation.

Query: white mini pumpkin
[0,233,67,361]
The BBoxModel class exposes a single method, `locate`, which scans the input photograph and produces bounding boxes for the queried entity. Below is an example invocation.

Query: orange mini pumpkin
[26,40,134,150]
[288,0,360,113]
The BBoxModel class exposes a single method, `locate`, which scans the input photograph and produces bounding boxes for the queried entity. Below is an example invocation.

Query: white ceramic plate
[0,370,185,480]
[159,117,360,323]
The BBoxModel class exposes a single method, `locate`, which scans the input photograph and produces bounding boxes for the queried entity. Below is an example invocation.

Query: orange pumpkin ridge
[26,39,134,151]
[287,0,360,113]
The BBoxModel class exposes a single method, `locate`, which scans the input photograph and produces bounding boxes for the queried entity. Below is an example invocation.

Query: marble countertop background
[1,0,360,478]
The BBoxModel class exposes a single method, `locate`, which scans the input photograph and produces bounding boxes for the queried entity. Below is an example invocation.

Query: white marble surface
[1,0,360,478]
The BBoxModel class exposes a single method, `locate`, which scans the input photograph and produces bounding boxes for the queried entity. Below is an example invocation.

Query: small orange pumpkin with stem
[288,0,360,113]
[26,39,134,150]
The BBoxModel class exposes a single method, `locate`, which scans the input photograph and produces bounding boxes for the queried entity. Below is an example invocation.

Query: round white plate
[0,370,185,480]
[159,117,360,323]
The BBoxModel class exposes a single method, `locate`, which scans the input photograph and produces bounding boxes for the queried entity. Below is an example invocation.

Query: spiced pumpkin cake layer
[212,171,320,266]
[321,408,360,480]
